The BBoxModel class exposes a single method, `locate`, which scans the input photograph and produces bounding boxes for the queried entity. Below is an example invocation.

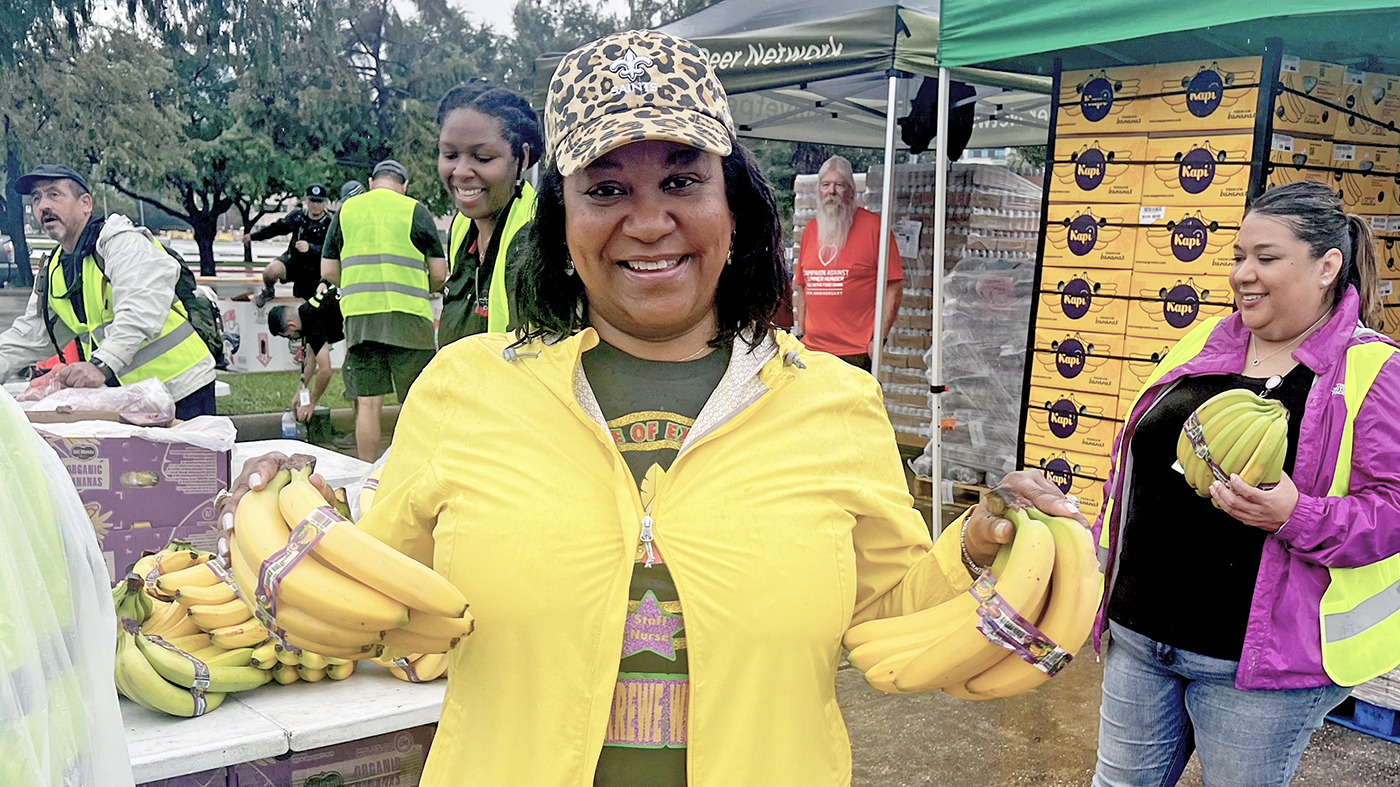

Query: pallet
[914,478,989,509]
[1327,696,1400,744]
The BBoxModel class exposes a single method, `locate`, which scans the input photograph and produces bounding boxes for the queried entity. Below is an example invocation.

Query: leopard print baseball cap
[545,30,735,177]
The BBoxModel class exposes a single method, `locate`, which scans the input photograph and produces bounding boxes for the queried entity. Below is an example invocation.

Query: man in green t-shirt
[321,159,446,460]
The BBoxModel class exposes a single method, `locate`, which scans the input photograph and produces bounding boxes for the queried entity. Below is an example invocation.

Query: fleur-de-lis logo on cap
[609,50,654,82]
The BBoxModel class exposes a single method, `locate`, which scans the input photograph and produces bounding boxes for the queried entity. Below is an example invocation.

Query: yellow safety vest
[447,181,536,333]
[45,247,208,386]
[337,189,433,323]
[1103,317,1400,685]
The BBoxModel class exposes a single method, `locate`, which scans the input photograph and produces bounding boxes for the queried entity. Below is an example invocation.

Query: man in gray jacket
[0,165,217,417]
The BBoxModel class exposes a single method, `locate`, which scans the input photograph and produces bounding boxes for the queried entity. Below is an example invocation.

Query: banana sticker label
[1136,207,1243,276]
[1050,136,1148,204]
[1142,57,1261,132]
[1057,66,1152,133]
[1035,267,1132,332]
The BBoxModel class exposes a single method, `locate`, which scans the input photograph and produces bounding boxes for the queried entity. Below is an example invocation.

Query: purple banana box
[139,767,228,787]
[229,725,435,787]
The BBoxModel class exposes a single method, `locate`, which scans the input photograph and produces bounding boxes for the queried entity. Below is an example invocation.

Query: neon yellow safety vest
[1103,316,1400,685]
[45,247,208,386]
[337,189,433,323]
[448,181,536,333]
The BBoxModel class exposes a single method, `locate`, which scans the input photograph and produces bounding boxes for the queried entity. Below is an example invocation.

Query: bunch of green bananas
[1175,388,1290,497]
[842,499,1103,698]
[228,468,474,664]
[112,544,271,717]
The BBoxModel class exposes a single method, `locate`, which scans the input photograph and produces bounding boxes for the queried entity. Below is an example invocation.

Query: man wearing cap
[243,183,335,306]
[0,165,217,417]
[321,159,446,461]
[792,155,903,373]
[339,180,366,203]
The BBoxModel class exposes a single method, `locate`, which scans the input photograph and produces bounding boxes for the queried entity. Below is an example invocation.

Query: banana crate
[1140,57,1263,133]
[1274,57,1347,138]
[1126,271,1235,342]
[1034,267,1134,334]
[1134,204,1244,278]
[1043,204,1140,270]
[1028,328,1126,397]
[1337,145,1400,214]
[1141,134,1254,207]
[1267,135,1333,191]
[1335,69,1400,145]
[1048,136,1149,204]
[1021,444,1112,522]
[1057,65,1155,134]
[1023,386,1121,456]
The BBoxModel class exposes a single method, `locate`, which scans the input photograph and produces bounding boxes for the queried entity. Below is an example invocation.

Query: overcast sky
[457,0,632,36]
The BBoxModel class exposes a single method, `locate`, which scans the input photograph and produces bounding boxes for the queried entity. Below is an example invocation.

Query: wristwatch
[89,357,117,383]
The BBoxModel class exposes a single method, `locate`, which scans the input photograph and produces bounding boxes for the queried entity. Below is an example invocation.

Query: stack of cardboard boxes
[1023,54,1389,520]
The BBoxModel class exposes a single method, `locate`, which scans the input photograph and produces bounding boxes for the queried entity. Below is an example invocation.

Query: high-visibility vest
[337,189,433,323]
[448,181,536,333]
[45,246,208,386]
[1102,316,1400,685]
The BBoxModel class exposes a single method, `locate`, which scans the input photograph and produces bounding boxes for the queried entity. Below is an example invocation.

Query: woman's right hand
[216,452,332,561]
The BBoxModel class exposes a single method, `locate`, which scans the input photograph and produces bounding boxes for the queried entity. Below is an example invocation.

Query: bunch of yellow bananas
[1176,388,1290,497]
[229,467,474,664]
[843,504,1102,699]
[112,544,271,717]
[249,640,356,684]
[370,651,449,683]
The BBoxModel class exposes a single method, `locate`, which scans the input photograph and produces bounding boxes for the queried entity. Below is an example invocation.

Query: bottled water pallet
[1327,697,1400,745]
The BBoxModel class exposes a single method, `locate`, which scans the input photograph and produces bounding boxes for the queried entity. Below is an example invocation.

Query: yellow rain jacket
[360,328,970,786]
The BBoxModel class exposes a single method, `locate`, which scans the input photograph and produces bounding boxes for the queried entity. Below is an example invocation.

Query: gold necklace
[1248,310,1331,367]
[674,345,713,363]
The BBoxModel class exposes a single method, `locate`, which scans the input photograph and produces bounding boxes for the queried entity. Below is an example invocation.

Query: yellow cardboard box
[1035,267,1133,333]
[1049,136,1149,204]
[1135,204,1243,277]
[1141,57,1263,132]
[1023,386,1121,455]
[1274,57,1347,138]
[1338,145,1400,213]
[1267,135,1333,190]
[1119,334,1177,401]
[1043,204,1140,269]
[1127,272,1235,341]
[1336,69,1400,145]
[1058,66,1155,134]
[1373,217,1400,280]
[1029,328,1126,397]
[1142,134,1253,207]
[1021,443,1113,521]
[1380,279,1400,342]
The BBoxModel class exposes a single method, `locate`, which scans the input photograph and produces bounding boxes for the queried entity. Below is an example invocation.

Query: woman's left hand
[1209,472,1299,532]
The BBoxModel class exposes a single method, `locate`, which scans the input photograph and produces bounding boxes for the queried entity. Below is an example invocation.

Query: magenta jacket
[1093,288,1400,689]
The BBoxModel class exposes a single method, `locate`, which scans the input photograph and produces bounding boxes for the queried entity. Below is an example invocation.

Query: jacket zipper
[639,514,656,568]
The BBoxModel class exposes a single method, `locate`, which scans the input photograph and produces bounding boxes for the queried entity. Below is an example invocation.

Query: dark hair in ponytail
[436,80,543,170]
[1246,182,1381,329]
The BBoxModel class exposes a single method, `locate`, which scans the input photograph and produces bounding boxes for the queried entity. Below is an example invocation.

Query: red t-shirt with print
[795,207,903,357]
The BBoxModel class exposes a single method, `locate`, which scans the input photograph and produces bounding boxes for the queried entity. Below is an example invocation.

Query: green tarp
[938,0,1400,73]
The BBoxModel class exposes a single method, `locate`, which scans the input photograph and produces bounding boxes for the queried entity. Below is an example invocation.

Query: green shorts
[343,341,434,402]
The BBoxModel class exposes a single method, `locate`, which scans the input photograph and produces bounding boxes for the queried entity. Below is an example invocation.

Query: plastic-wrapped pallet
[1352,668,1400,711]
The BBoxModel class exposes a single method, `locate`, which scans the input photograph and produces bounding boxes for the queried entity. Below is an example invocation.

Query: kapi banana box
[1043,204,1139,269]
[1372,217,1400,280]
[1029,328,1126,397]
[1335,69,1400,145]
[1141,57,1262,132]
[1267,135,1333,190]
[1134,204,1243,277]
[1380,280,1400,342]
[1057,65,1155,134]
[1273,57,1347,137]
[1021,444,1113,522]
[1126,271,1235,341]
[1118,334,1178,413]
[1141,134,1254,207]
[1337,144,1400,213]
[231,725,434,787]
[1034,266,1133,333]
[1049,136,1149,204]
[1023,385,1121,455]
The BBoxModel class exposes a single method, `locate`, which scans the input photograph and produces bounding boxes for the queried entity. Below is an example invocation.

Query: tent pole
[873,74,898,378]
[929,67,951,509]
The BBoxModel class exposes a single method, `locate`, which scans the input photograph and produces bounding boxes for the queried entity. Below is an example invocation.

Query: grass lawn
[216,370,351,415]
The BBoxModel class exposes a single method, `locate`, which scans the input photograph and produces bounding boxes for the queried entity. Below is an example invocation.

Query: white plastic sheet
[0,389,135,787]
[17,376,176,420]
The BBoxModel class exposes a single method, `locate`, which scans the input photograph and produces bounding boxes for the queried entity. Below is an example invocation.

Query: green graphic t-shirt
[582,340,728,787]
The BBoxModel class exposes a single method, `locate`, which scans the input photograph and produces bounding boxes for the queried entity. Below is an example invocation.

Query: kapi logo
[608,50,658,95]
[1162,283,1202,328]
[1185,66,1228,118]
[1060,277,1095,319]
[1053,337,1086,379]
[1047,398,1081,439]
[1177,147,1221,193]
[1169,216,1210,262]
[1073,147,1108,190]
[1066,213,1101,256]
[1042,457,1076,493]
[1079,76,1116,122]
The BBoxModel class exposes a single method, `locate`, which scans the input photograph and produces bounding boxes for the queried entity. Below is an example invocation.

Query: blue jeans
[1093,622,1351,787]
